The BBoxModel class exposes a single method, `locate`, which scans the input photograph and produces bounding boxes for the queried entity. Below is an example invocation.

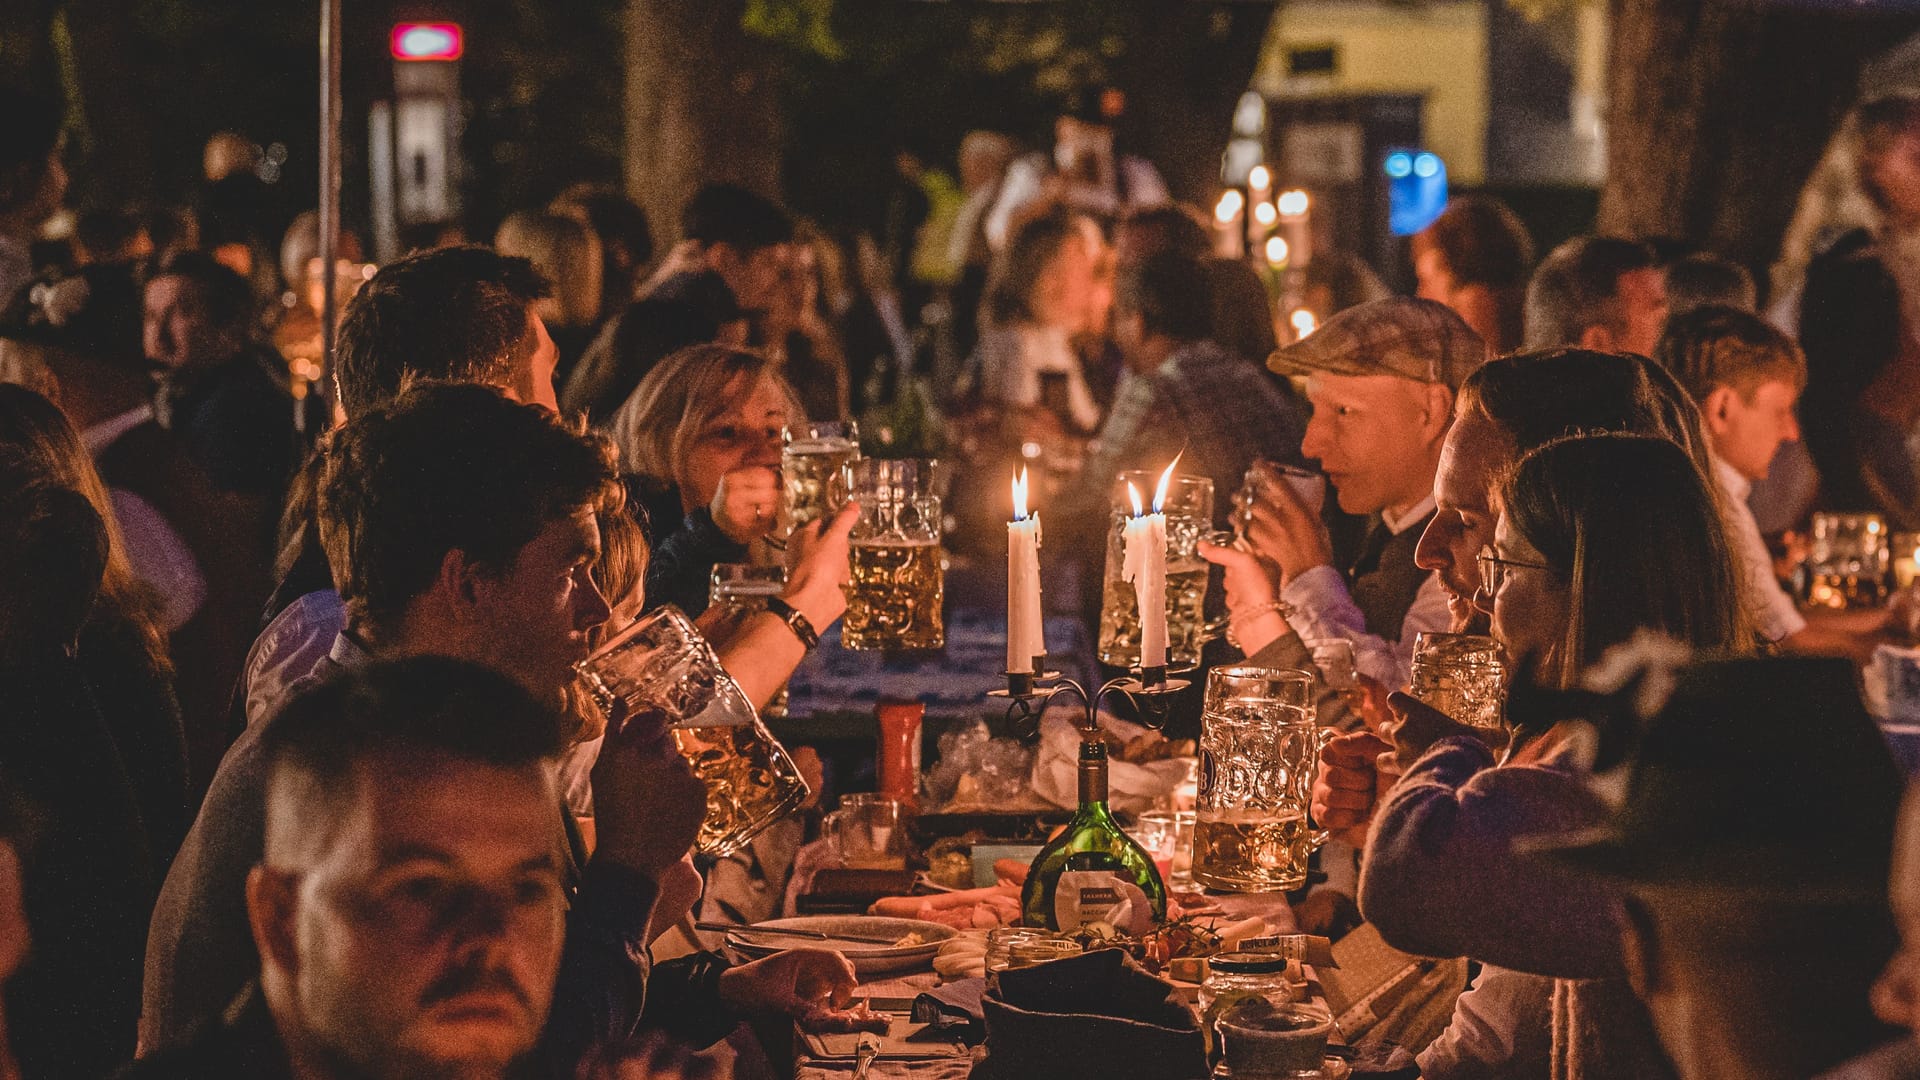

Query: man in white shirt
[1651,305,1883,653]
[1202,298,1487,696]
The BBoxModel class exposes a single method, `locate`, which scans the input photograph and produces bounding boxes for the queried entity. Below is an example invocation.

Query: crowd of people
[6,57,1920,1080]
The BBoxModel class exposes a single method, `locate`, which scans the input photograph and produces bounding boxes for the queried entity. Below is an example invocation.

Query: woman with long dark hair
[1360,432,1748,1080]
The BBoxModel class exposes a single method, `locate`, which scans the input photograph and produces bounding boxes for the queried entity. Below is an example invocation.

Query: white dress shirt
[1279,495,1449,690]
[1713,455,1807,642]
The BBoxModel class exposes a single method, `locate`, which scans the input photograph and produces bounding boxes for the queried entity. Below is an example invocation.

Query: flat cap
[1268,296,1488,390]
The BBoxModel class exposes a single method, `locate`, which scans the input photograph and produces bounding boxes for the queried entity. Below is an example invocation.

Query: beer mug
[1191,667,1329,892]
[1408,632,1509,731]
[781,420,860,532]
[841,458,945,651]
[575,605,812,858]
[708,563,790,719]
[1099,470,1222,671]
[822,792,910,870]
[1808,512,1889,610]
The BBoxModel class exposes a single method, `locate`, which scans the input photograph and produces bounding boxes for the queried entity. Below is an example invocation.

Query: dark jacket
[116,987,292,1080]
[2,651,154,1080]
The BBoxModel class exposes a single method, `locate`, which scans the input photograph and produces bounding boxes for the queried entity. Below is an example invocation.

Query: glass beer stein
[575,605,812,857]
[1408,632,1509,732]
[841,458,945,651]
[1191,667,1330,892]
[1098,470,1220,671]
[708,563,790,719]
[781,420,860,532]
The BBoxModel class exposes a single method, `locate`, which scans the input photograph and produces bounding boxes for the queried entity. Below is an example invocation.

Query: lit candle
[1123,461,1177,672]
[1277,189,1313,270]
[1007,468,1046,674]
[1213,190,1246,259]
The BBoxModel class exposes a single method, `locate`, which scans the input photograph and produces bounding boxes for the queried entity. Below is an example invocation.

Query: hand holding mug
[710,465,782,545]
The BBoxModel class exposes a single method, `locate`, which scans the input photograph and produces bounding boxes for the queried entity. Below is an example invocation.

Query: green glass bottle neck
[1078,738,1110,810]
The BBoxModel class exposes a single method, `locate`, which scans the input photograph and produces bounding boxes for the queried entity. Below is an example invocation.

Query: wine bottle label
[1054,869,1153,934]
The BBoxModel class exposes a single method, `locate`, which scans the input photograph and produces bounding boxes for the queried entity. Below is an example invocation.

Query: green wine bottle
[1021,737,1168,931]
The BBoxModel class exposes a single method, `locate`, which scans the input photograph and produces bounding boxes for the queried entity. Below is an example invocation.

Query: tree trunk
[1118,2,1279,205]
[1599,0,1920,275]
[623,0,782,247]
[61,0,159,208]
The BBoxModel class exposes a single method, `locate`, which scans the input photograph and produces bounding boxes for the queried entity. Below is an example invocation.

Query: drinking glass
[781,420,860,532]
[708,563,790,719]
[1306,638,1362,711]
[1098,470,1221,671]
[1233,463,1325,546]
[841,458,945,651]
[1135,809,1196,888]
[822,792,910,870]
[1408,632,1509,731]
[575,605,812,857]
[1807,513,1890,610]
[1191,667,1329,892]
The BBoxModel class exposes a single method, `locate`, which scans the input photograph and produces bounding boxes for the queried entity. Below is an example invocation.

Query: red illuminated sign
[391,22,463,62]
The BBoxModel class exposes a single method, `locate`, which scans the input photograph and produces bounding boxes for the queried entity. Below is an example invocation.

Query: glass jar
[986,927,1058,974]
[1200,952,1298,1055]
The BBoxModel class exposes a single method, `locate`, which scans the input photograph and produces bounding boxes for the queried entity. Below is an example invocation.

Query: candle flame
[1152,454,1181,514]
[1264,235,1289,266]
[1248,164,1271,191]
[1012,467,1030,521]
[1290,308,1318,338]
[1127,481,1144,517]
[1277,189,1310,216]
[1253,200,1278,227]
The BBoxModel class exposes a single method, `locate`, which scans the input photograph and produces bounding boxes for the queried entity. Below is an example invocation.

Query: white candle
[1123,462,1176,670]
[1008,468,1046,674]
[1277,189,1313,269]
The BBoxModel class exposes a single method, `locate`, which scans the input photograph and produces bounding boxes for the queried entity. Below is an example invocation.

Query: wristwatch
[765,596,820,650]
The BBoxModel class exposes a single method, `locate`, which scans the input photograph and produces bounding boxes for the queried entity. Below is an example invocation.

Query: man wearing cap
[1541,656,1904,1080]
[1202,297,1486,693]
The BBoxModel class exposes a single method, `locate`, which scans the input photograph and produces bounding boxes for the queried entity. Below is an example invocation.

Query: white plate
[725,915,958,976]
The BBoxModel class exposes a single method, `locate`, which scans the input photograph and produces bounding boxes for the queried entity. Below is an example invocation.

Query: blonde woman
[608,344,853,692]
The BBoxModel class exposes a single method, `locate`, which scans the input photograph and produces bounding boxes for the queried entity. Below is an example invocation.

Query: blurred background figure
[760,221,852,423]
[71,208,153,268]
[1411,194,1535,355]
[1664,251,1758,317]
[494,209,605,385]
[0,87,66,306]
[564,184,789,425]
[1525,235,1670,356]
[550,181,655,322]
[985,88,1168,251]
[962,210,1109,435]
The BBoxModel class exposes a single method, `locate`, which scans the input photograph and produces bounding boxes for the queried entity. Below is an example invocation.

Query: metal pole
[318,0,343,416]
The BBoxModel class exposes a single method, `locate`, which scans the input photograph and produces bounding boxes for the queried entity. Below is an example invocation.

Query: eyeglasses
[1476,547,1551,596]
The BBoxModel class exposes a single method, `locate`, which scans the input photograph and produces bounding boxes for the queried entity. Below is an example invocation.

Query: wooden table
[791,892,1299,1078]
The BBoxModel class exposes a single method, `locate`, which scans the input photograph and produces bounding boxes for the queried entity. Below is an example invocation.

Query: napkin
[970,948,1208,1080]
[913,977,988,1041]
